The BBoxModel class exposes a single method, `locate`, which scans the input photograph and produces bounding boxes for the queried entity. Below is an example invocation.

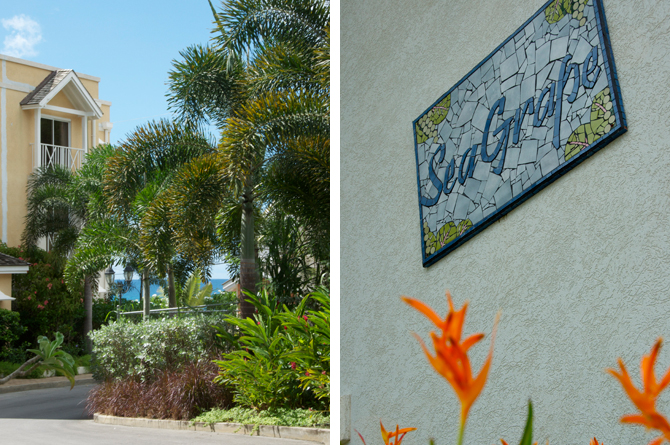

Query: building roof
[19,69,103,118]
[0,252,29,267]
[0,252,29,275]
[20,69,72,106]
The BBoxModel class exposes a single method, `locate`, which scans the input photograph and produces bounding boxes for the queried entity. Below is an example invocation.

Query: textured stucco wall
[341,0,670,444]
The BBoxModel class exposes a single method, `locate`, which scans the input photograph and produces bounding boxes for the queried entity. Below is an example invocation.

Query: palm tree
[166,0,330,319]
[103,119,215,307]
[65,121,215,310]
[22,144,117,352]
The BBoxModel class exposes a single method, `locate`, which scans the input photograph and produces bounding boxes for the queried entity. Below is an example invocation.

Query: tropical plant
[0,332,76,388]
[402,291,499,445]
[214,289,325,410]
[165,0,330,319]
[277,288,330,401]
[180,269,213,307]
[22,144,118,352]
[64,122,214,314]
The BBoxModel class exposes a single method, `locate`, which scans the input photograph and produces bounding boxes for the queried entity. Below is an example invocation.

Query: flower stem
[457,418,465,445]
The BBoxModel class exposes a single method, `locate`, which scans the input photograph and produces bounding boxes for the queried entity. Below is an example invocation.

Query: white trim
[41,113,71,123]
[34,108,41,169]
[1,59,34,93]
[91,118,96,150]
[41,104,94,117]
[82,116,87,152]
[0,81,32,93]
[0,265,29,274]
[95,99,112,106]
[1,86,6,243]
[35,71,103,118]
[0,53,100,82]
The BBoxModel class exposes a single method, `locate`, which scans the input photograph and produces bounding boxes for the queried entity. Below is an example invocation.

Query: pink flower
[27,296,31,301]
[284,326,288,330]
[257,321,261,325]
[291,362,297,370]
[47,283,52,290]
[61,279,64,284]
[322,371,326,375]
[34,291,37,294]
[303,315,308,321]
[80,298,83,303]
[37,304,44,310]
[305,371,310,376]
[44,300,48,305]
[45,278,49,281]
[18,257,23,260]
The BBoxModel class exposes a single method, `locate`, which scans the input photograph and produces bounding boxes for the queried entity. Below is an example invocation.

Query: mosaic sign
[414,0,626,267]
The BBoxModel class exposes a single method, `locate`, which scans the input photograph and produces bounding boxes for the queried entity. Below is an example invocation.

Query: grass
[191,406,330,429]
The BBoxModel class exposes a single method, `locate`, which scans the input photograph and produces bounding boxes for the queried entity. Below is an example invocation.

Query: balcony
[37,143,85,170]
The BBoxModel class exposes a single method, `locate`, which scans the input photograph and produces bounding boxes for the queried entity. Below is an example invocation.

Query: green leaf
[519,401,533,445]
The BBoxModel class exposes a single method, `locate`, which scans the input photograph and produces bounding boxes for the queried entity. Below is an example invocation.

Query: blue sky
[0,0,229,278]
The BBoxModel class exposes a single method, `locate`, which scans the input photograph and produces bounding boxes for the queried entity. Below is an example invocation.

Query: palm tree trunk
[239,186,257,319]
[83,275,93,353]
[167,264,176,308]
[143,270,151,320]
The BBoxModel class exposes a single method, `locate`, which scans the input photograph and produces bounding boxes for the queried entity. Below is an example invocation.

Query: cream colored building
[0,53,112,309]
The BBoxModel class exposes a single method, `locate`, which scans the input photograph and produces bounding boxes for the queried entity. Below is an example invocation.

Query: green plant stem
[457,417,466,445]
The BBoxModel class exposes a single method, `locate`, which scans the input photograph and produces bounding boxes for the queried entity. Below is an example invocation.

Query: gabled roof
[20,69,103,119]
[0,252,29,274]
[20,70,70,105]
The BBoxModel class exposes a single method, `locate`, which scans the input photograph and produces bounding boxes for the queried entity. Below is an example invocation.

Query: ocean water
[118,278,231,301]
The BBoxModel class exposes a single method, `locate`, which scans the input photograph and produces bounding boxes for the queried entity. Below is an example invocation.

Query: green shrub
[214,289,329,410]
[192,406,330,428]
[0,309,27,360]
[90,314,228,382]
[0,243,84,349]
[277,289,330,402]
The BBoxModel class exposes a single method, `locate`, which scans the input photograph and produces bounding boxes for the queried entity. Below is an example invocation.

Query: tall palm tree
[166,0,330,319]
[65,121,215,310]
[22,144,117,352]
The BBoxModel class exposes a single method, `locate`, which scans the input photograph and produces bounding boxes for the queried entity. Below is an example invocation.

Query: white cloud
[2,15,42,58]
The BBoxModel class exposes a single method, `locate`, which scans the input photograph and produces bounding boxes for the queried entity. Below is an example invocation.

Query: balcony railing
[38,144,84,170]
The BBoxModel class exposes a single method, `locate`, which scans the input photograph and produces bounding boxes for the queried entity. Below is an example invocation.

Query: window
[40,116,70,169]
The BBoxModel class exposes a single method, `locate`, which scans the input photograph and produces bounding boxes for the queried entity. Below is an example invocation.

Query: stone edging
[0,376,97,394]
[93,413,330,444]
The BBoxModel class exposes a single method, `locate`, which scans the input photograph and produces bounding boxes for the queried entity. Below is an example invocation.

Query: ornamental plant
[214,288,329,410]
[90,314,227,382]
[609,339,670,445]
[357,289,616,445]
[0,332,76,388]
[0,243,84,348]
[403,291,499,445]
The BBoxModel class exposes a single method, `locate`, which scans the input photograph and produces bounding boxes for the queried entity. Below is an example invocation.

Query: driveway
[0,383,318,445]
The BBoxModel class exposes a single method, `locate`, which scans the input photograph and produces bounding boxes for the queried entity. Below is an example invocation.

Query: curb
[94,413,330,444]
[0,376,97,394]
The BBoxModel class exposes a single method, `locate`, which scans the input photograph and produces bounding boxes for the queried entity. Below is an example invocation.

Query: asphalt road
[0,384,318,445]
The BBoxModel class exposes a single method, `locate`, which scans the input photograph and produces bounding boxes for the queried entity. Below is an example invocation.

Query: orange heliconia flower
[402,290,499,432]
[608,338,670,445]
[590,438,602,445]
[355,421,416,445]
